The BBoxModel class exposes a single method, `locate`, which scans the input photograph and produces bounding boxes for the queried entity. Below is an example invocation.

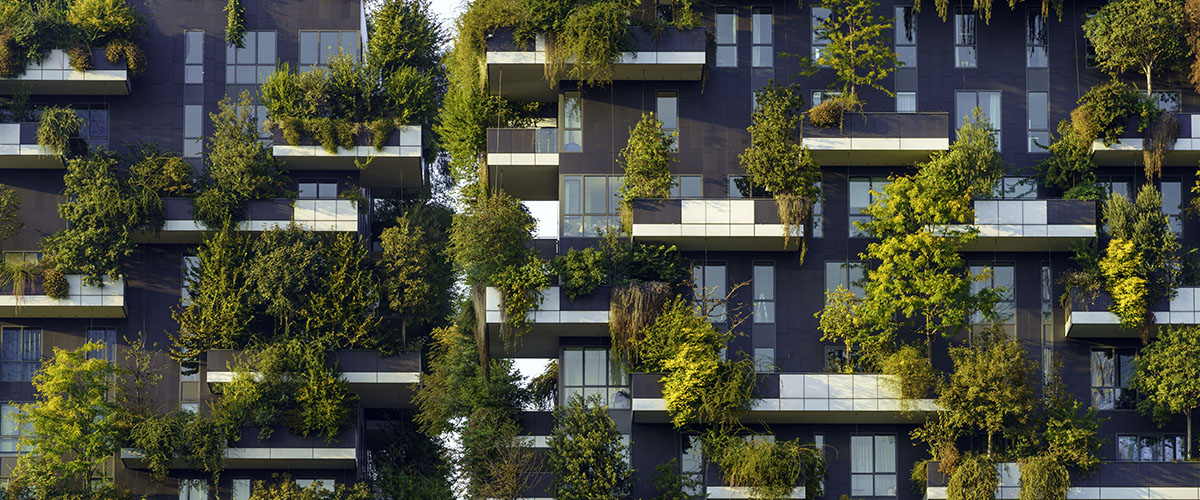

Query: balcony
[951,199,1097,252]
[121,425,359,470]
[631,373,938,424]
[486,127,559,201]
[0,49,130,95]
[271,126,422,188]
[1092,114,1200,166]
[484,27,706,101]
[206,349,420,408]
[0,275,125,319]
[802,112,950,165]
[132,198,358,243]
[1066,287,1200,338]
[484,285,611,358]
[0,122,62,168]
[926,461,1200,500]
[630,199,800,251]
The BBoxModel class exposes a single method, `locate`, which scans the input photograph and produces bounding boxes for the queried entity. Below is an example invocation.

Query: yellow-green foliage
[617,112,675,225]
[635,297,755,429]
[708,434,825,500]
[1018,455,1069,500]
[249,474,371,500]
[1100,238,1150,331]
[947,455,998,500]
[880,343,935,400]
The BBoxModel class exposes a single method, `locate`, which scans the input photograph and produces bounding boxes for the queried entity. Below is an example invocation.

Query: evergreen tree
[547,395,633,500]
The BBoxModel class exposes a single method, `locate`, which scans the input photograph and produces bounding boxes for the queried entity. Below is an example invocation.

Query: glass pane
[849,178,870,211]
[851,436,873,473]
[1118,351,1136,388]
[236,65,256,84]
[2,328,18,362]
[609,356,628,386]
[754,301,774,323]
[716,46,737,67]
[875,475,897,496]
[584,177,608,214]
[236,33,256,64]
[562,216,582,237]
[341,31,360,60]
[897,46,917,68]
[299,32,319,65]
[185,31,204,65]
[563,95,582,128]
[1027,46,1048,68]
[825,262,846,293]
[706,266,726,300]
[681,435,703,473]
[1091,350,1114,387]
[563,176,582,215]
[184,105,202,138]
[185,65,203,84]
[318,183,337,199]
[955,13,976,44]
[298,183,317,199]
[754,265,774,300]
[716,10,736,43]
[1163,182,1182,215]
[610,389,631,409]
[562,130,582,152]
[955,46,977,68]
[896,92,916,113]
[320,31,339,63]
[231,479,250,500]
[895,7,916,44]
[563,349,583,386]
[1092,388,1114,410]
[609,176,624,213]
[584,349,606,386]
[680,176,701,198]
[1117,436,1137,460]
[657,95,677,130]
[752,8,772,44]
[258,31,276,63]
[812,8,831,43]
[956,92,976,128]
[1140,436,1163,461]
[1028,92,1048,130]
[851,475,874,496]
[875,436,896,473]
[752,46,773,67]
[980,92,1001,126]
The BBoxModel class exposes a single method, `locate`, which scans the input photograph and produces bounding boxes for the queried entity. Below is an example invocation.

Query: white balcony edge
[486,152,560,166]
[487,51,705,65]
[709,486,805,499]
[483,286,609,324]
[207,370,419,384]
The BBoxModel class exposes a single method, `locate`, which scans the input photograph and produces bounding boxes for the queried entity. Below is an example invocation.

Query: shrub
[0,184,23,241]
[1143,111,1180,179]
[0,31,18,78]
[128,148,194,196]
[384,65,438,125]
[880,344,935,400]
[494,253,551,348]
[609,281,671,364]
[708,434,826,500]
[67,0,139,44]
[1017,456,1069,500]
[1075,80,1146,143]
[249,474,371,500]
[105,38,146,75]
[617,113,675,227]
[554,246,605,300]
[224,0,246,48]
[808,98,845,128]
[36,106,83,156]
[551,0,632,85]
[547,395,633,500]
[947,455,998,500]
[367,117,396,151]
[65,43,91,71]
[41,266,68,299]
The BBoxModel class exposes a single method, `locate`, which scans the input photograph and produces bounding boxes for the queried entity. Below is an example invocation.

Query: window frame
[715,6,737,67]
[225,31,277,85]
[184,30,204,84]
[1090,347,1137,410]
[751,6,773,68]
[1,327,40,382]
[298,30,359,69]
[560,347,630,409]
[1025,9,1047,68]
[851,434,898,497]
[953,8,977,68]
[561,174,623,238]
[561,92,583,152]
[656,90,679,151]
[849,176,889,237]
[693,263,728,322]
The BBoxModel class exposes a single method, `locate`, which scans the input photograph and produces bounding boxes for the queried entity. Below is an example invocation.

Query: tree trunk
[472,283,490,376]
[926,333,934,365]
[987,431,993,457]
[1146,65,1154,96]
[401,318,408,346]
[1188,411,1193,460]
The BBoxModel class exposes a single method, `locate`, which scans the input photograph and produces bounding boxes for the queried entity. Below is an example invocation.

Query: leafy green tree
[1100,185,1180,338]
[936,332,1037,456]
[367,0,443,76]
[366,412,454,500]
[547,395,633,500]
[1132,325,1200,459]
[0,184,23,241]
[650,458,703,500]
[171,228,256,368]
[247,225,329,335]
[10,344,124,498]
[381,205,455,343]
[617,112,675,224]
[224,0,246,48]
[249,474,371,500]
[852,113,1005,361]
[740,83,821,250]
[1083,0,1187,94]
[814,0,898,98]
[300,232,381,349]
[195,91,287,227]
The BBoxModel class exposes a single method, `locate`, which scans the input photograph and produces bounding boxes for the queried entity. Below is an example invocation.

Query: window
[812,90,841,107]
[226,31,276,85]
[754,347,775,372]
[657,91,678,151]
[299,179,338,199]
[562,175,622,237]
[86,327,116,361]
[181,255,200,304]
[1028,91,1048,152]
[812,7,830,61]
[728,175,771,198]
[180,361,200,414]
[715,7,737,67]
[1091,348,1137,410]
[993,177,1036,199]
[693,264,727,322]
[1163,180,1182,236]
[231,479,251,500]
[812,181,824,238]
[561,92,582,152]
[752,7,772,68]
[954,9,977,68]
[896,92,916,113]
[73,105,108,149]
[753,263,774,324]
[299,30,358,68]
[851,435,897,497]
[955,91,1001,146]
[825,261,865,297]
[1098,176,1132,200]
[681,435,704,496]
[971,263,1014,335]
[849,176,888,236]
[179,479,207,500]
[1040,263,1053,388]
[1152,91,1180,112]
[295,479,335,491]
[825,346,867,372]
[183,104,202,158]
[185,30,204,84]
[895,6,917,68]
[668,175,702,198]
[1,328,39,382]
[1117,435,1185,462]
[0,403,30,454]
[1026,10,1047,68]
[561,348,630,409]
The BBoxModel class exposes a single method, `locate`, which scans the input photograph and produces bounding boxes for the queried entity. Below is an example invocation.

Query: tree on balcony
[1084,0,1187,95]
[813,0,898,101]
[1133,325,1200,459]
[1099,185,1180,340]
[547,395,633,500]
[617,112,675,229]
[195,91,288,228]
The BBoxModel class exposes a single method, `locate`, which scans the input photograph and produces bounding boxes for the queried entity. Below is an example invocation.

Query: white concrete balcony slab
[134,198,358,243]
[206,349,420,407]
[272,125,422,188]
[1092,114,1200,167]
[0,49,130,95]
[631,199,801,251]
[0,275,125,318]
[802,112,950,166]
[1067,287,1200,337]
[483,285,611,358]
[949,199,1097,251]
[486,127,559,201]
[0,122,63,168]
[926,462,1200,500]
